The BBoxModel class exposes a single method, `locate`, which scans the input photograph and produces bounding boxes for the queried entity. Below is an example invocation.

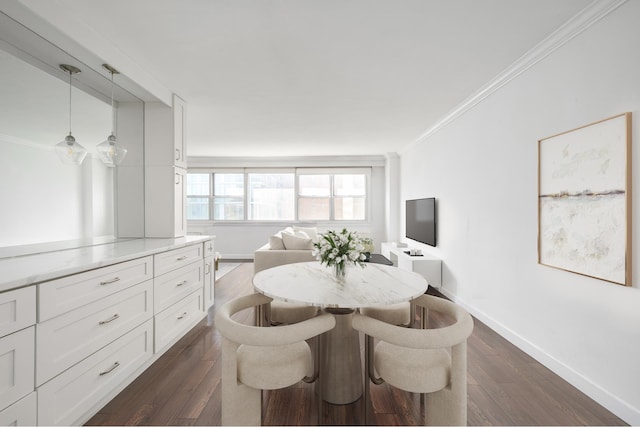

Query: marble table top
[253,261,428,309]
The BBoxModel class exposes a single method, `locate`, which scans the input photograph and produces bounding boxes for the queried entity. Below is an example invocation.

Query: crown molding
[407,0,629,151]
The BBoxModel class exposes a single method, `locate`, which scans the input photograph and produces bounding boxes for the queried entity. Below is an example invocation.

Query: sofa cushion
[292,225,318,241]
[268,233,286,250]
[282,232,313,250]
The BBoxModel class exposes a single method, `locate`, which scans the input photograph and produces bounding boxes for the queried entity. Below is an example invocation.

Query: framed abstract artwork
[538,113,632,286]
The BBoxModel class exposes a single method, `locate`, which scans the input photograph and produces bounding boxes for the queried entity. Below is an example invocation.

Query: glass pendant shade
[98,64,127,167]
[96,133,127,167]
[55,133,88,165]
[56,64,86,165]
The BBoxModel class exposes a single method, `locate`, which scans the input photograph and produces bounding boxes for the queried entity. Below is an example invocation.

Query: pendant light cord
[110,70,115,135]
[68,69,72,136]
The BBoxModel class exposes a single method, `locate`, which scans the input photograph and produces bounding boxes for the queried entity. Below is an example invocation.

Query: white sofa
[253,226,319,274]
[253,243,316,273]
[253,226,320,325]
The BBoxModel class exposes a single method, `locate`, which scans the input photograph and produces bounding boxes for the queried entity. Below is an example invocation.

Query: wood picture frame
[538,113,632,286]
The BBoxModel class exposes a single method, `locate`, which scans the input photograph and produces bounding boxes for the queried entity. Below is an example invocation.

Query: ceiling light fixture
[96,63,127,167]
[54,64,87,165]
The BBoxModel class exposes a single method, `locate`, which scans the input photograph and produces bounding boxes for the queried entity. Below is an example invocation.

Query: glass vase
[334,263,348,282]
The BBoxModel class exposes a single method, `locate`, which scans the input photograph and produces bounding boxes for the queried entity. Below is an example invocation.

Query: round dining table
[253,261,428,404]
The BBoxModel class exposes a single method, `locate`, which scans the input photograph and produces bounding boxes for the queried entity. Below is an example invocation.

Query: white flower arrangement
[312,229,367,279]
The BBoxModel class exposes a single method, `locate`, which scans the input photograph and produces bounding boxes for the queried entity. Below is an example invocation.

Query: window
[213,173,244,220]
[334,174,366,220]
[298,175,331,220]
[186,168,369,222]
[186,174,210,220]
[247,173,295,220]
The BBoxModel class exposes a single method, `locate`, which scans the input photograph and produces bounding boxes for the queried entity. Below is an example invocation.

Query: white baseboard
[438,288,640,426]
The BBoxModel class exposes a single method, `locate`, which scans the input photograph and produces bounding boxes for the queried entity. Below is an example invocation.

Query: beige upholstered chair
[253,262,318,326]
[215,292,335,426]
[359,301,412,326]
[353,294,474,425]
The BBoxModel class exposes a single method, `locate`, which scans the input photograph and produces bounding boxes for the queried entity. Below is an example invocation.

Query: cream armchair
[254,245,318,325]
[353,294,474,425]
[215,292,335,426]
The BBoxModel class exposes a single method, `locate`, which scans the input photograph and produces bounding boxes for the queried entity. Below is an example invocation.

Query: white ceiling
[21,0,591,157]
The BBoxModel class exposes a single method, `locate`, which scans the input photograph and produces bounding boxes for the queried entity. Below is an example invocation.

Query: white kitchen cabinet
[202,240,215,310]
[0,285,36,424]
[204,255,215,310]
[154,244,203,276]
[144,93,188,238]
[145,166,186,238]
[154,261,203,314]
[36,280,153,385]
[144,94,186,168]
[0,286,35,339]
[154,290,203,353]
[37,320,154,426]
[37,256,152,322]
[0,237,211,426]
[0,327,35,412]
[0,392,36,426]
[153,243,205,353]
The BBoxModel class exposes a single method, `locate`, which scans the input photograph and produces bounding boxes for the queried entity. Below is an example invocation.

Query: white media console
[381,242,442,287]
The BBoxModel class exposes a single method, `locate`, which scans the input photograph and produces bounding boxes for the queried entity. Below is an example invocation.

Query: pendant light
[96,63,127,167]
[54,64,88,165]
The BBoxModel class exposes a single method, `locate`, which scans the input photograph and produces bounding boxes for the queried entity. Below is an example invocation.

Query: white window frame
[186,167,370,224]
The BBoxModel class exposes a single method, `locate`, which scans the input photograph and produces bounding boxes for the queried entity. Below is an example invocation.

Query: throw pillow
[292,225,318,241]
[282,232,313,250]
[268,233,285,250]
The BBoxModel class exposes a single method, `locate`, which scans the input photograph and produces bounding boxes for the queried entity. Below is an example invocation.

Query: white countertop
[0,236,213,292]
[253,261,428,309]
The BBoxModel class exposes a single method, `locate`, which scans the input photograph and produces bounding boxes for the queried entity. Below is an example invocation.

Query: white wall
[0,137,114,247]
[188,164,387,258]
[400,2,640,424]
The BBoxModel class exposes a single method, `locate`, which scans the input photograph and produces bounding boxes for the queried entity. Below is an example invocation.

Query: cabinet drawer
[38,256,153,321]
[154,290,203,353]
[37,319,153,426]
[0,327,34,412]
[154,244,202,277]
[0,392,36,426]
[154,261,203,314]
[0,286,35,338]
[36,280,153,386]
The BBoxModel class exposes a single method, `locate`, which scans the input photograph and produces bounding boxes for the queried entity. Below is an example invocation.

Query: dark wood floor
[87,263,626,426]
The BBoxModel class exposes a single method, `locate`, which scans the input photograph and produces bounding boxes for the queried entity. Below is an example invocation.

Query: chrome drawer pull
[99,314,120,325]
[99,361,120,376]
[177,311,188,320]
[176,280,188,287]
[100,277,120,285]
[176,256,188,261]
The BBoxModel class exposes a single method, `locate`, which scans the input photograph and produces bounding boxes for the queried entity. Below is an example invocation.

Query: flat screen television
[406,197,436,247]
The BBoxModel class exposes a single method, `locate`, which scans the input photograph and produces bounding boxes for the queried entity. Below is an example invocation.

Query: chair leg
[426,387,466,426]
[221,338,262,425]
[426,342,468,426]
[364,366,370,425]
[364,335,371,425]
[364,334,385,424]
[317,334,323,425]
[254,302,272,327]
[420,306,429,329]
